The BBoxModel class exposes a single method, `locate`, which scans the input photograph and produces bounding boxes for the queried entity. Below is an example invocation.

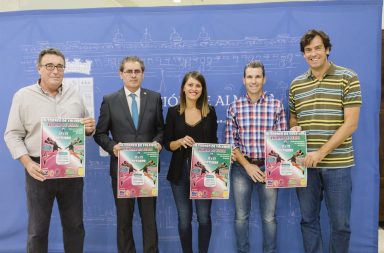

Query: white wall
[0,0,322,10]
[0,1,382,29]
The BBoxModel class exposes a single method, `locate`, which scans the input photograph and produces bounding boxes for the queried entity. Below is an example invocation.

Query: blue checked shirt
[225,92,287,159]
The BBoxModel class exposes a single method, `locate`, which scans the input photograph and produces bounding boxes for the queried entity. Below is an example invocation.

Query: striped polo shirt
[289,63,362,168]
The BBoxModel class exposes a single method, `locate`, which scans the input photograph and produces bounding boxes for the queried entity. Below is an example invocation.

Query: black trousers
[26,157,84,253]
[112,177,159,253]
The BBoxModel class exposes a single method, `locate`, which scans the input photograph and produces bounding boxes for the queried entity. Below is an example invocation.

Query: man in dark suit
[94,56,164,253]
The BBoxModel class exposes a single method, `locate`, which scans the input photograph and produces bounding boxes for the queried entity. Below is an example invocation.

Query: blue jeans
[296,168,352,253]
[231,162,278,253]
[170,159,212,253]
[25,167,84,253]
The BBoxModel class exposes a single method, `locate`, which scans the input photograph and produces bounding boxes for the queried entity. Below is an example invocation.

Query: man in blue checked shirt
[225,60,287,253]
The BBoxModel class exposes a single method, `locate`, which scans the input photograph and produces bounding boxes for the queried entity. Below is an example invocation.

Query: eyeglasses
[123,69,142,75]
[41,63,65,72]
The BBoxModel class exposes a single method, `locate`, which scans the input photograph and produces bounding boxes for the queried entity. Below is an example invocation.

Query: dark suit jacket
[164,105,218,184]
[94,87,164,177]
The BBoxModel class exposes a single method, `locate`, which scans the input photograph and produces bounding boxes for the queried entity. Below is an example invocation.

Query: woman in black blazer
[164,71,218,253]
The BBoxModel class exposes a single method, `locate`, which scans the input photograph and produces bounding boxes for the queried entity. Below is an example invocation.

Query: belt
[245,156,265,166]
[30,156,40,163]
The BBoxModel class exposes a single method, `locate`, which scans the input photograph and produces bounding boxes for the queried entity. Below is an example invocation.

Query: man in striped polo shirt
[289,29,362,253]
[225,60,287,253]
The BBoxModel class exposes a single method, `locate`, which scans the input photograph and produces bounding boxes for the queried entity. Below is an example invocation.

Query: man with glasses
[4,48,95,253]
[289,29,362,253]
[94,56,164,253]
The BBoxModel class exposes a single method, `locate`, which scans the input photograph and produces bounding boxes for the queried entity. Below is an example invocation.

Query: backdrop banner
[0,1,381,252]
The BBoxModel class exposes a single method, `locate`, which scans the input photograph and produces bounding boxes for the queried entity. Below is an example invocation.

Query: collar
[124,87,141,98]
[36,80,63,95]
[245,91,266,104]
[305,62,336,80]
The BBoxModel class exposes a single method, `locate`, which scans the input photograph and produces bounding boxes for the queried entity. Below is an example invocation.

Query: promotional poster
[117,143,159,198]
[190,143,232,199]
[265,131,307,188]
[40,117,85,179]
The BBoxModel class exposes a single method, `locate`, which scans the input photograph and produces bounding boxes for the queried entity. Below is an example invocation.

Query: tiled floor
[379,227,384,253]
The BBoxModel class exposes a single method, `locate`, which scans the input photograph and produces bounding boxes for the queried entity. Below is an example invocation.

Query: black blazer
[94,88,164,177]
[164,105,218,184]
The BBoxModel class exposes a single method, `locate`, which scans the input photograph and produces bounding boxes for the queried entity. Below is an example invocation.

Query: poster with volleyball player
[117,143,159,198]
[40,117,85,179]
[190,143,232,199]
[265,131,307,189]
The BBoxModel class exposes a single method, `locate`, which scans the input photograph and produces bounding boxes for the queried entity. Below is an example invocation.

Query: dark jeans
[296,168,352,253]
[25,163,84,253]
[170,159,212,253]
[112,177,159,253]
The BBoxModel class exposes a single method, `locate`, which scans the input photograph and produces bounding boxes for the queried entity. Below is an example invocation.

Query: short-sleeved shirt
[289,63,362,168]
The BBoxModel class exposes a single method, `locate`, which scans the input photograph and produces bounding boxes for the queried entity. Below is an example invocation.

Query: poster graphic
[190,143,232,199]
[117,143,159,198]
[265,131,307,188]
[40,118,85,179]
